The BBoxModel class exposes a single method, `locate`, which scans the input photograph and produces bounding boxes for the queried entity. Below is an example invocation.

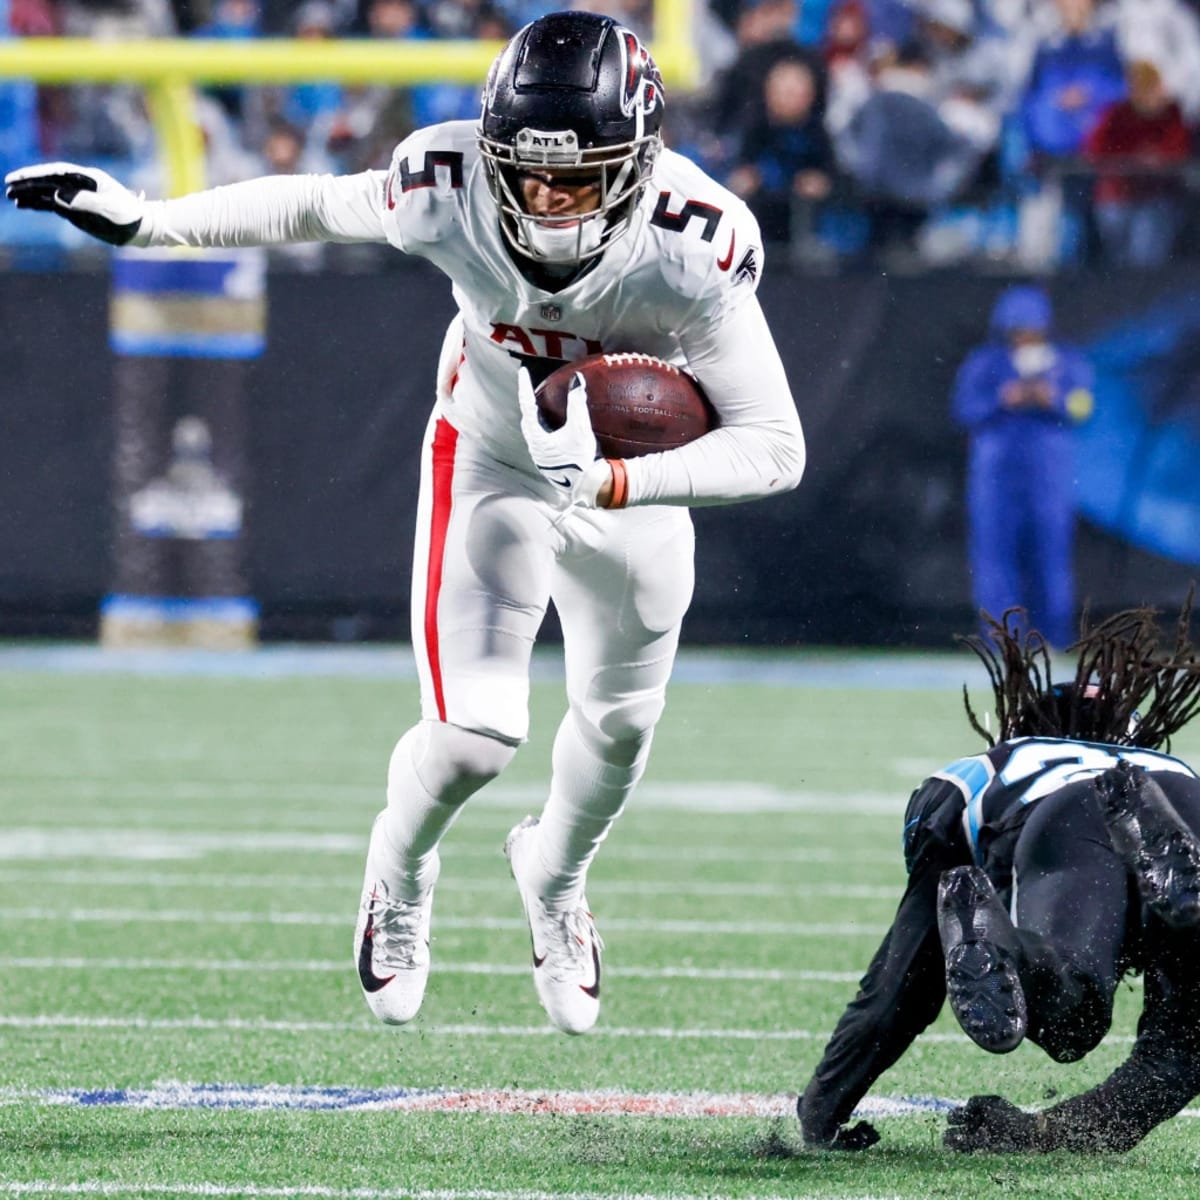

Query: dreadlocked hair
[958,595,1200,751]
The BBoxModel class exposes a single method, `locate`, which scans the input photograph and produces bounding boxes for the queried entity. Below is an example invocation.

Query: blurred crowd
[683,0,1200,268]
[3,0,1200,270]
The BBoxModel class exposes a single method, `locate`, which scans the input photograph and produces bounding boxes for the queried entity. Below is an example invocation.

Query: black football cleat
[1095,760,1200,929]
[936,866,1028,1054]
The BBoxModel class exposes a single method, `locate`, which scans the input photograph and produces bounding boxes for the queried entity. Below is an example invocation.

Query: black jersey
[803,736,1200,1152]
[912,737,1197,868]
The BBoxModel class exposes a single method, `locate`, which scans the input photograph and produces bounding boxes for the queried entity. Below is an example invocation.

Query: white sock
[527,711,650,909]
[373,722,514,901]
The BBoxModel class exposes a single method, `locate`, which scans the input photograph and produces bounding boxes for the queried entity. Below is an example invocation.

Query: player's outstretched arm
[799,884,946,1147]
[944,1078,1185,1155]
[947,964,1200,1153]
[6,163,145,245]
[801,780,965,1150]
[7,162,387,249]
[798,896,945,1150]
[944,1095,1040,1152]
[947,1039,1200,1152]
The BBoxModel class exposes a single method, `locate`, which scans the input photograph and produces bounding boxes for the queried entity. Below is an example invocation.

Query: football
[535,352,715,460]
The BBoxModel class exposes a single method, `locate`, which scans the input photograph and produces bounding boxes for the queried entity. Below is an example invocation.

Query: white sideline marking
[0,829,891,866]
[0,637,987,689]
[2,780,902,815]
[41,1083,1195,1124]
[0,831,365,861]
[0,907,885,937]
[0,868,900,900]
[0,1184,903,1200]
[0,1013,1032,1042]
[0,1082,781,1115]
[0,957,862,984]
[0,1080,953,1121]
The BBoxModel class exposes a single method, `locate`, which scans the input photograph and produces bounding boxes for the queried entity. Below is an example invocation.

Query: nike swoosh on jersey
[549,475,574,489]
[357,910,396,993]
[717,229,735,272]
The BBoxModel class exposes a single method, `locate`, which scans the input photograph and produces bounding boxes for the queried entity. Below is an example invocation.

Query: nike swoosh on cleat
[357,911,395,993]
[580,942,601,999]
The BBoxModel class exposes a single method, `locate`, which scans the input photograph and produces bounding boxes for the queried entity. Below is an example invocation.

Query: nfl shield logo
[540,303,562,322]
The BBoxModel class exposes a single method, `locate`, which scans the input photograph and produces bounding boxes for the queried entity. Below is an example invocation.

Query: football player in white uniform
[7,11,805,1035]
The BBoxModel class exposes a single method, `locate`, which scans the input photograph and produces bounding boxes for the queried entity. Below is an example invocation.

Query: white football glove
[5,162,145,246]
[517,366,608,508]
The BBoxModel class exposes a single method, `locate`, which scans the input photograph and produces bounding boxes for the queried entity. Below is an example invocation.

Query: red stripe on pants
[425,418,458,722]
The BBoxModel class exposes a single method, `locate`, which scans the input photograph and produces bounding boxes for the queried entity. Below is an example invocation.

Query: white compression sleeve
[523,709,650,909]
[624,297,807,507]
[133,172,387,249]
[377,722,515,900]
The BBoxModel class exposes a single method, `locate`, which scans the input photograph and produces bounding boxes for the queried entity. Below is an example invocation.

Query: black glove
[945,1094,1039,1153]
[822,1120,881,1151]
[6,163,145,246]
[798,1091,880,1151]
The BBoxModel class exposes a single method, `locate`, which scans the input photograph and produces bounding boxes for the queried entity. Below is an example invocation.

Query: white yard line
[0,1183,903,1200]
[0,831,366,860]
[0,1081,868,1116]
[31,1081,1194,1123]
[0,1083,961,1131]
[0,1012,1059,1042]
[0,829,893,865]
[1,781,902,815]
[0,868,899,898]
[0,907,885,937]
[0,957,862,983]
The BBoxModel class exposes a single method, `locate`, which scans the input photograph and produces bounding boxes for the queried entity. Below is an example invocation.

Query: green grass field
[3,647,1200,1199]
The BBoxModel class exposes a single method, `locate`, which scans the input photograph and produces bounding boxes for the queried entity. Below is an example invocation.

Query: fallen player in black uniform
[799,601,1200,1153]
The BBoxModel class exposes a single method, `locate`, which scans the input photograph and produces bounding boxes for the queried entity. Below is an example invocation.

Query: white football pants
[379,407,694,907]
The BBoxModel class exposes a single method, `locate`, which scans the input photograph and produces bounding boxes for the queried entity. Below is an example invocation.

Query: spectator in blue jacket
[1020,0,1126,161]
[952,285,1094,650]
[1013,0,1127,265]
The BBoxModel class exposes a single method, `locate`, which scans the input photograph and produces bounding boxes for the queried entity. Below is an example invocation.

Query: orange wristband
[606,458,628,509]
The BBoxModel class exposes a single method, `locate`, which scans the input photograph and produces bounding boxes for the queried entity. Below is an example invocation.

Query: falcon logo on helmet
[619,29,661,127]
[477,12,665,265]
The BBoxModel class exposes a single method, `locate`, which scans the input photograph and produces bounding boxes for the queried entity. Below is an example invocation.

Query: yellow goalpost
[0,2,700,195]
[0,3,701,650]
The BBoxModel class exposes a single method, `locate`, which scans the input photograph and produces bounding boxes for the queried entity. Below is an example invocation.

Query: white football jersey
[378,121,763,466]
[135,119,804,507]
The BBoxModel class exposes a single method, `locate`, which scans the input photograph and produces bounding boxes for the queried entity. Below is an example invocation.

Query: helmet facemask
[479,127,659,264]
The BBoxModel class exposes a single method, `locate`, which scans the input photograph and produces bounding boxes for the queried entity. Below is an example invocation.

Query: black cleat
[937,866,1028,1054]
[1095,760,1200,929]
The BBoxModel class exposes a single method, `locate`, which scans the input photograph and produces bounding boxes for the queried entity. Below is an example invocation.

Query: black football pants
[1000,773,1200,1062]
